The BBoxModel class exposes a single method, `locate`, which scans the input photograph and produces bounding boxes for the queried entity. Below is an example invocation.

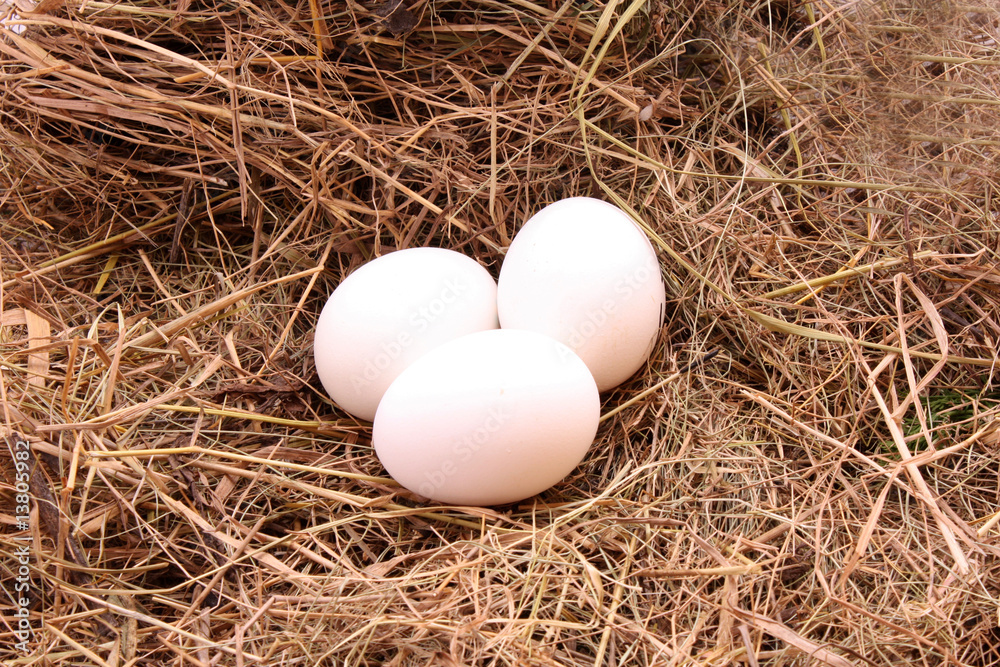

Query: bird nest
[2,0,1000,665]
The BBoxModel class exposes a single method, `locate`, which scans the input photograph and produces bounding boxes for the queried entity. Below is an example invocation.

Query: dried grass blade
[762,251,937,299]
[89,445,394,485]
[0,191,237,291]
[67,589,265,662]
[894,273,951,412]
[101,306,125,415]
[23,308,50,389]
[34,388,190,432]
[581,118,948,194]
[123,266,322,351]
[745,309,993,367]
[728,607,854,667]
[140,402,358,434]
[634,564,760,577]
[863,358,972,574]
[837,470,898,587]
[0,308,27,326]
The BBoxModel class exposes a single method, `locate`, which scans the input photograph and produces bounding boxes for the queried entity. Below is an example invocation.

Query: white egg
[497,197,665,391]
[373,329,600,506]
[314,248,498,421]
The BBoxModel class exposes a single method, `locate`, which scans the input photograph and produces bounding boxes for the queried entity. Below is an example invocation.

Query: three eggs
[314,197,666,506]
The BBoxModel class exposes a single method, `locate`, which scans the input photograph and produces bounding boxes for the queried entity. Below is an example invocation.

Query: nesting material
[1,1,999,665]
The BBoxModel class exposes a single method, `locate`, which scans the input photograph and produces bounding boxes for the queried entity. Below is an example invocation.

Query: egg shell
[373,329,600,506]
[497,197,665,391]
[314,248,498,421]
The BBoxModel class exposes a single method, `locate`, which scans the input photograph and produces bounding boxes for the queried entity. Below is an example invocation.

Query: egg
[497,197,665,391]
[373,329,600,506]
[314,248,499,421]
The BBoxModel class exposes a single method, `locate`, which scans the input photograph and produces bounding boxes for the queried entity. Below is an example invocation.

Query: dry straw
[2,0,999,665]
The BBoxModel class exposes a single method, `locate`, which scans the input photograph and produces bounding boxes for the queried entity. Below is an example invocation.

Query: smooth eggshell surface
[314,248,498,421]
[497,197,665,391]
[373,329,600,506]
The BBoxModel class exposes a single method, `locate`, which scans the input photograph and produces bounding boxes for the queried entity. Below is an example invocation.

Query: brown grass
[1,0,999,665]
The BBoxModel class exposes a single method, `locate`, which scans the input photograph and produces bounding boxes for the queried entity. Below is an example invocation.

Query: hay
[1,0,999,664]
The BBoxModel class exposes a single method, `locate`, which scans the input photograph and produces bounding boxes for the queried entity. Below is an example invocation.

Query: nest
[2,0,999,664]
